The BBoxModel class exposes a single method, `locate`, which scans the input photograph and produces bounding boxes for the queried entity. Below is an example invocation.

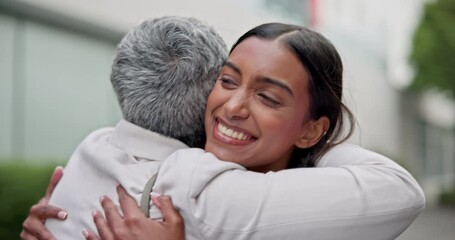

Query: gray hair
[111,16,227,147]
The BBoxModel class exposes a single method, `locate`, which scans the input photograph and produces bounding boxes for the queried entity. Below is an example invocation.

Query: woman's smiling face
[204,37,313,172]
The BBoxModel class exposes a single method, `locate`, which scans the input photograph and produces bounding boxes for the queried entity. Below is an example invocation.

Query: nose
[224,90,249,120]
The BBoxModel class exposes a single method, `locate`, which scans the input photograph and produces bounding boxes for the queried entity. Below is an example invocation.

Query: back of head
[231,23,355,167]
[111,16,227,147]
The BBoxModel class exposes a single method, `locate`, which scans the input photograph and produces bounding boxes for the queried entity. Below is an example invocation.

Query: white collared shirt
[46,119,425,239]
[46,119,188,238]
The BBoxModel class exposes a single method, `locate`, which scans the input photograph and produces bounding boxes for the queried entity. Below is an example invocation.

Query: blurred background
[0,0,454,239]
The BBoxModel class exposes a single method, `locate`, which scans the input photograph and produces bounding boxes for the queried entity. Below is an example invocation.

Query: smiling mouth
[217,121,255,141]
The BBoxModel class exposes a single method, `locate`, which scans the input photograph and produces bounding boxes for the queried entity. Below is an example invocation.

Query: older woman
[22,22,424,240]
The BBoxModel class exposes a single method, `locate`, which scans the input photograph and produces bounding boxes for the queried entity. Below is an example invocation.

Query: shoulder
[75,127,114,148]
[84,127,115,142]
[317,143,393,166]
[69,127,116,163]
[160,148,244,178]
[164,148,220,166]
[167,148,206,161]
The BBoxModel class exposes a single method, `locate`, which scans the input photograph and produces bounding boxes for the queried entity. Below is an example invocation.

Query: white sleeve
[153,144,425,240]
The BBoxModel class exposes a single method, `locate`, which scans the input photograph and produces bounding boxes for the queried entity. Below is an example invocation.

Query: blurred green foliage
[0,162,59,239]
[409,0,455,97]
[440,188,455,207]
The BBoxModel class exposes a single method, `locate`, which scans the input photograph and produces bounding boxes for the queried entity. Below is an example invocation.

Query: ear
[294,116,330,149]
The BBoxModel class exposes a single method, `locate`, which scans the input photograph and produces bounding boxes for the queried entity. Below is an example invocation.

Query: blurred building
[310,0,455,204]
[0,0,285,161]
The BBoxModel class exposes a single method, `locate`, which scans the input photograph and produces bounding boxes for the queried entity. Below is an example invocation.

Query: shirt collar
[110,119,188,161]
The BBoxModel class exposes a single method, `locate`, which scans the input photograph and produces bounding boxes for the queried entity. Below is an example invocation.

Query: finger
[100,195,123,230]
[22,218,55,240]
[91,209,114,240]
[82,228,101,240]
[44,166,64,201]
[20,229,39,240]
[153,195,183,226]
[150,192,162,208]
[116,185,142,218]
[29,203,67,221]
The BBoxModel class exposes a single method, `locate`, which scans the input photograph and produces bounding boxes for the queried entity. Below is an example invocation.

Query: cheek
[205,85,228,128]
[258,111,304,140]
[205,96,217,123]
[206,84,224,110]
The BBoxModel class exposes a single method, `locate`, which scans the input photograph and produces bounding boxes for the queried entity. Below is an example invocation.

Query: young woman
[84,22,424,240]
[22,22,424,240]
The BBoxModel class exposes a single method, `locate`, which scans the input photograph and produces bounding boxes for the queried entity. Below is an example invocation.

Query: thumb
[152,195,183,226]
[44,166,64,200]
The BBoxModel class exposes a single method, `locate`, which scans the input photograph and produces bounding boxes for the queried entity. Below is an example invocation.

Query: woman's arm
[152,144,425,240]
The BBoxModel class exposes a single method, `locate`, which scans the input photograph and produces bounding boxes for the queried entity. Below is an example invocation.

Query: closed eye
[219,77,237,89]
[258,93,281,107]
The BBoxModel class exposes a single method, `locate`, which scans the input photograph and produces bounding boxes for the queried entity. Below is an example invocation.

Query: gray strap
[140,173,158,218]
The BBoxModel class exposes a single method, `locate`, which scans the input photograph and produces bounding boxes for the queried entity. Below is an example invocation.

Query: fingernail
[82,229,89,238]
[100,195,105,202]
[150,192,161,202]
[58,211,68,220]
[54,166,63,173]
[91,209,98,217]
[150,192,161,199]
[150,192,161,207]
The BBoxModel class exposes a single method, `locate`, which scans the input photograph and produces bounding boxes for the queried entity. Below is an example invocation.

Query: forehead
[227,37,309,92]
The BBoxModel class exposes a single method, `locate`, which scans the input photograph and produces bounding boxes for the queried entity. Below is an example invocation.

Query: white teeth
[232,132,238,139]
[238,132,245,140]
[226,128,233,136]
[217,122,251,141]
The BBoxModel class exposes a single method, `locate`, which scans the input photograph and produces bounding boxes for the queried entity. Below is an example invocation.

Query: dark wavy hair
[230,23,355,167]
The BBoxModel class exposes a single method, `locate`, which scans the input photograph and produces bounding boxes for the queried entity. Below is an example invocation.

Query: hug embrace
[21,16,425,240]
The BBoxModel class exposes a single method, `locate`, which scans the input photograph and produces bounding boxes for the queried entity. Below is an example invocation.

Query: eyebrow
[257,77,293,96]
[223,61,294,96]
[223,61,241,75]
